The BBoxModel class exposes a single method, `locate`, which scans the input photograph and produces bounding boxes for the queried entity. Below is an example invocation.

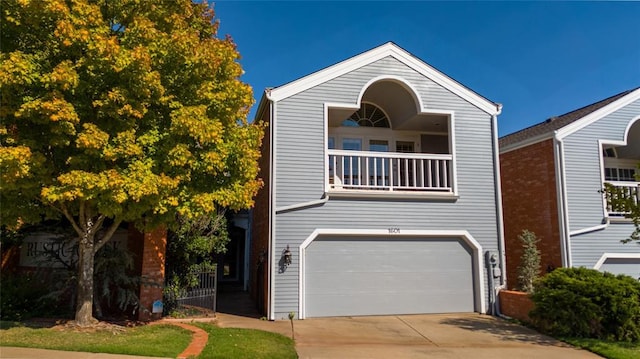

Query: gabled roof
[263,42,502,116]
[500,87,640,151]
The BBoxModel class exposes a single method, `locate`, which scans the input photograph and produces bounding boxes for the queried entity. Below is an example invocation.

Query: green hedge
[530,267,640,342]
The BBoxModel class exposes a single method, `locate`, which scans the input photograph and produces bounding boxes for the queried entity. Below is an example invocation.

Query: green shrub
[0,270,73,321]
[530,267,640,342]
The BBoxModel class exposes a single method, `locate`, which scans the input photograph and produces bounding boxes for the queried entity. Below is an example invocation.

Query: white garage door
[304,236,475,317]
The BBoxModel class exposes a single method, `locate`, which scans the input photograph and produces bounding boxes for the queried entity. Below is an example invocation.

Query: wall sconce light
[283,245,292,267]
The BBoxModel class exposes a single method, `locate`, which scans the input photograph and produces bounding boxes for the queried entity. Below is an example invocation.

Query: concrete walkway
[216,311,602,359]
[0,347,171,359]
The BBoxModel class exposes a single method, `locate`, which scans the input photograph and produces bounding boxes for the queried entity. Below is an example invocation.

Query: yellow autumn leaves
[1,0,264,230]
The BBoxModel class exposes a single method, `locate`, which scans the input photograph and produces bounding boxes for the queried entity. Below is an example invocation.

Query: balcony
[328,149,454,194]
[605,181,640,217]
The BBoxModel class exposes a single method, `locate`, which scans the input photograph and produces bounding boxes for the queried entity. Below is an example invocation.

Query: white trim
[327,190,458,200]
[553,135,571,267]
[622,115,640,142]
[268,101,277,320]
[450,112,459,195]
[555,88,640,140]
[275,195,328,214]
[491,114,507,287]
[593,253,640,270]
[267,43,500,115]
[569,223,608,236]
[297,229,486,319]
[357,75,424,114]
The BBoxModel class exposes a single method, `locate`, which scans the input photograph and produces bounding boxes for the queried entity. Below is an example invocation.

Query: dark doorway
[216,225,245,291]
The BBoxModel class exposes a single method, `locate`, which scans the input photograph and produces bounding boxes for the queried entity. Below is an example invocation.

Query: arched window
[341,103,390,128]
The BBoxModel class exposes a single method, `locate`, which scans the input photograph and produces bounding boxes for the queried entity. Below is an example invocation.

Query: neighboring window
[605,167,637,182]
[341,103,390,128]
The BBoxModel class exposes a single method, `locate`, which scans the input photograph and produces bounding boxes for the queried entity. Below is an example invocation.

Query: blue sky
[213,1,640,136]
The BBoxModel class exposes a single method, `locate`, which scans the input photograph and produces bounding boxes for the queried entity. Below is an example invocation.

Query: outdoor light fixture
[283,245,292,267]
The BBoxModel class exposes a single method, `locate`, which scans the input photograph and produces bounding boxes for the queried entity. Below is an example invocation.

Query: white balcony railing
[328,149,453,192]
[605,181,640,217]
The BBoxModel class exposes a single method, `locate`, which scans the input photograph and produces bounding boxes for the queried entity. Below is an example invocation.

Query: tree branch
[94,218,123,255]
[79,201,87,232]
[60,203,84,238]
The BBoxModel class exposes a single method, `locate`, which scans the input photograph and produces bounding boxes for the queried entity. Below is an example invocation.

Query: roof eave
[267,42,500,116]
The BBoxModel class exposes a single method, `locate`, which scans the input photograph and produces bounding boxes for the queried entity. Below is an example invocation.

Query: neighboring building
[250,42,506,320]
[500,88,640,286]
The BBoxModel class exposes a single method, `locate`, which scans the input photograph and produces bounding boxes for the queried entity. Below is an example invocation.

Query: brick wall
[250,111,271,316]
[129,225,167,321]
[499,290,534,322]
[500,139,562,289]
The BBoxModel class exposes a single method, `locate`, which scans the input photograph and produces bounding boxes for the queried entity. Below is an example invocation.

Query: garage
[303,235,477,318]
[599,257,640,279]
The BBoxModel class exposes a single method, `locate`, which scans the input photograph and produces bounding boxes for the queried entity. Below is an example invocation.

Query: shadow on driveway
[437,315,563,346]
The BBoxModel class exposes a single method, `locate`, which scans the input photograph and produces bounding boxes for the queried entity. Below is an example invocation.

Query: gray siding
[563,99,640,231]
[562,99,640,268]
[571,224,640,271]
[271,56,500,318]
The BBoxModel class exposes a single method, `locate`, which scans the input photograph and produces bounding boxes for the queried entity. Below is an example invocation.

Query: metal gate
[177,269,217,312]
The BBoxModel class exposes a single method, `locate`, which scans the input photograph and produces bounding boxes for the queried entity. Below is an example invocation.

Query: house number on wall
[388,228,401,234]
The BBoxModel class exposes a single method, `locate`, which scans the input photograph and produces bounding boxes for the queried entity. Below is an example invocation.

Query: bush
[516,230,541,293]
[530,267,640,342]
[0,270,74,321]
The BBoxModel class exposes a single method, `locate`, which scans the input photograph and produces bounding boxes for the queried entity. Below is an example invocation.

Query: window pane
[342,138,361,151]
[605,168,616,181]
[396,141,414,153]
[369,140,388,152]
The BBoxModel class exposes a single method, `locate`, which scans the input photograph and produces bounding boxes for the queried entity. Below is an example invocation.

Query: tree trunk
[75,232,97,326]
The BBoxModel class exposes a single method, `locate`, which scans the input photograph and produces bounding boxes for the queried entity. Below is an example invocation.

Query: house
[249,42,506,320]
[500,88,640,286]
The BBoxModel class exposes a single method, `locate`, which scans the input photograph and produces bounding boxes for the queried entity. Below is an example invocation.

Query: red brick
[499,290,534,322]
[500,139,562,289]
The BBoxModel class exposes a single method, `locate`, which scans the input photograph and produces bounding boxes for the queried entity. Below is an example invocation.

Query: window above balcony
[325,80,457,198]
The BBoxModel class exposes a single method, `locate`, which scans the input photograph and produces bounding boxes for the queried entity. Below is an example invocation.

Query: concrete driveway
[217,312,601,359]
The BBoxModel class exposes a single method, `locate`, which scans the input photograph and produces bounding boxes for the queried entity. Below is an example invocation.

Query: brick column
[136,226,167,321]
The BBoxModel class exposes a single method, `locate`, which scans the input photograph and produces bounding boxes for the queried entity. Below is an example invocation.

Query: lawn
[194,323,297,359]
[562,337,640,359]
[0,320,298,359]
[0,321,191,357]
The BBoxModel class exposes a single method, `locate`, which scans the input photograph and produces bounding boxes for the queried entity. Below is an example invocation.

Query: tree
[604,163,640,244]
[0,0,263,326]
[163,209,230,314]
[516,230,541,293]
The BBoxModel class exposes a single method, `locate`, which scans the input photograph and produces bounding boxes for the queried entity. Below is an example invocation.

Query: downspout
[267,92,276,320]
[490,107,507,316]
[553,132,572,267]
[275,194,328,214]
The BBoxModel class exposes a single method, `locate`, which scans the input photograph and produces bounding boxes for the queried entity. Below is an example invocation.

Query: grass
[0,321,191,357]
[194,322,297,359]
[562,337,640,359]
[0,320,298,359]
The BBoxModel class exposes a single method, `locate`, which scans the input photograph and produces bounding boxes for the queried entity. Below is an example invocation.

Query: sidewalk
[0,347,171,359]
